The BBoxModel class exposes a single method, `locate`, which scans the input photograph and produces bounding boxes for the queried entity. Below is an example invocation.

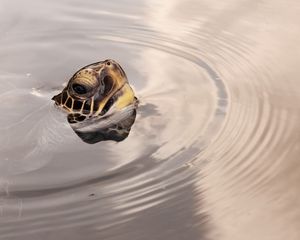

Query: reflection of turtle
[52,59,138,144]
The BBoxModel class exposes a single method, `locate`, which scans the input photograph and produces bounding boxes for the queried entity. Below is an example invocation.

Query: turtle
[52,59,138,144]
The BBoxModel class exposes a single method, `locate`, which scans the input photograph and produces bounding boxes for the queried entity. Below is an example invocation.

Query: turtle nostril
[52,93,62,102]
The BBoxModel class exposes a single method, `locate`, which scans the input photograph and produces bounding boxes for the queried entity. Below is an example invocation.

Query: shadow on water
[73,109,137,144]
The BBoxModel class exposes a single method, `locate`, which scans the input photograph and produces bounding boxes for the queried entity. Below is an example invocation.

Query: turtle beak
[52,92,62,105]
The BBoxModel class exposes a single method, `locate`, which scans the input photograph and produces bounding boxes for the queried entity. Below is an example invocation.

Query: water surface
[1,0,300,239]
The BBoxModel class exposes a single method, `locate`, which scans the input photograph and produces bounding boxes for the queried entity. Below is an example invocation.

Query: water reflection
[73,109,137,144]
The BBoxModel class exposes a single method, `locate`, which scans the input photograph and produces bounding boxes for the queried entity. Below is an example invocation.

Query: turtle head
[52,59,137,124]
[52,59,138,143]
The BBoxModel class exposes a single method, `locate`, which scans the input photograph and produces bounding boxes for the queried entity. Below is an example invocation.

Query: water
[0,0,300,239]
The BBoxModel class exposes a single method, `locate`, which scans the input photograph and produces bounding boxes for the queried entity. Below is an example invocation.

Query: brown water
[1,0,300,239]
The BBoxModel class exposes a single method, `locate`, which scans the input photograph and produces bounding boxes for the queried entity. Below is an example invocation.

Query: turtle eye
[72,84,87,94]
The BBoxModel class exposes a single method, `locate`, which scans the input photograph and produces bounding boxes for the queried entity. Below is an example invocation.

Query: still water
[1,0,300,239]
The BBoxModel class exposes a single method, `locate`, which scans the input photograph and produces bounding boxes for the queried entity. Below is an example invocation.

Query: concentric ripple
[1,0,300,240]
[0,7,227,240]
